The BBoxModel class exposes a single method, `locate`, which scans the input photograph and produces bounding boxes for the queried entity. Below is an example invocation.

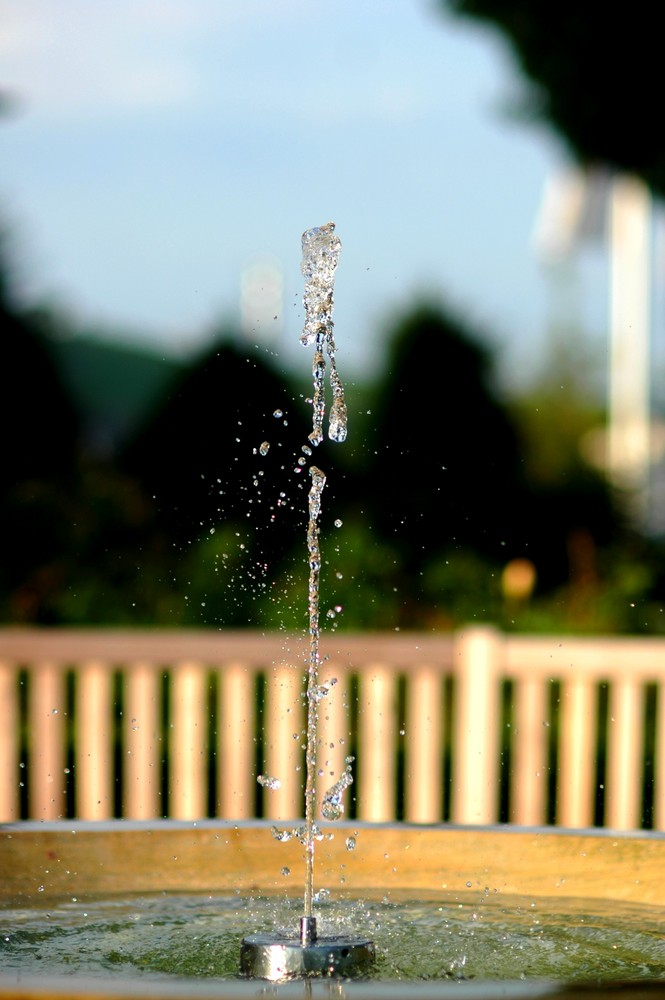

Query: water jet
[240,223,374,980]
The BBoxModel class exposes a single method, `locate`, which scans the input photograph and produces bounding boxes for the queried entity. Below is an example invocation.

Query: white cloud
[0,0,440,129]
[0,0,308,119]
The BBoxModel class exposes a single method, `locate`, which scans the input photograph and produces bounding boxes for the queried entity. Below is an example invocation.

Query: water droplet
[345,836,356,851]
[329,398,347,442]
[280,866,290,876]
[259,441,270,456]
[270,826,292,842]
[300,223,347,445]
[334,518,343,528]
[322,767,353,820]
[257,774,281,791]
[273,409,283,418]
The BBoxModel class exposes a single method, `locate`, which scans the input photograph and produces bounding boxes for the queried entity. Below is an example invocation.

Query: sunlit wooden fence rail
[1,627,664,829]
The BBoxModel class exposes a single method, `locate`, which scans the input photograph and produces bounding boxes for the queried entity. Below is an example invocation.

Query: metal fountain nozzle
[240,915,374,981]
[300,915,317,946]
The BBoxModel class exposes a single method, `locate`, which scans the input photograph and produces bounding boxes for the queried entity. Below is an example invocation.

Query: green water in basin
[1,891,664,984]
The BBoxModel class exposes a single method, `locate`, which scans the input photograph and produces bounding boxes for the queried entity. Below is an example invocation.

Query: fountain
[1,227,665,998]
[241,222,374,979]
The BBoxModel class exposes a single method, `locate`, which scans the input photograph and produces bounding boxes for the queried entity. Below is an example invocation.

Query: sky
[0,0,611,387]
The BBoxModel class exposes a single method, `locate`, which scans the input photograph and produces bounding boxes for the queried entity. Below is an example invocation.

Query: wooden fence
[1,627,664,829]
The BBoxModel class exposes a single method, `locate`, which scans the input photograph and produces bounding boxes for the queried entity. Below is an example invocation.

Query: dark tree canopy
[122,341,326,557]
[365,302,525,569]
[0,240,83,619]
[445,1,665,195]
[1,270,79,489]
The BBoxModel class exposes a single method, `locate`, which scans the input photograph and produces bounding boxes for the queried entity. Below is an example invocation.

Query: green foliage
[421,551,503,628]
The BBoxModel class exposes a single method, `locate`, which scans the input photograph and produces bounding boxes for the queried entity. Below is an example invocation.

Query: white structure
[240,255,283,343]
[535,167,653,530]
[607,176,652,524]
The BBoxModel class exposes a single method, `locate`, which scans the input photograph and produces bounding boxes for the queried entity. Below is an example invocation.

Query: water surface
[1,891,663,984]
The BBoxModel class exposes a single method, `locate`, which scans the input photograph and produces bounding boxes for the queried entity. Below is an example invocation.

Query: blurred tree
[0,239,79,488]
[508,328,620,591]
[123,338,305,537]
[354,301,627,629]
[356,302,525,626]
[444,1,665,195]
[0,233,82,620]
[120,336,348,626]
[366,301,523,566]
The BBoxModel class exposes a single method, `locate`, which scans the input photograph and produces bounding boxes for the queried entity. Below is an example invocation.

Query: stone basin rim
[1,820,664,907]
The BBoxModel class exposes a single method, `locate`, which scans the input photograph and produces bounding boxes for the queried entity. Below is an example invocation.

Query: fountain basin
[1,821,664,998]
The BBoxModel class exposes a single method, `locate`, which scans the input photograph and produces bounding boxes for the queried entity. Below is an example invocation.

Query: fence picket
[123,661,161,820]
[655,683,665,830]
[452,628,501,824]
[358,664,397,821]
[606,677,644,829]
[316,666,351,812]
[29,662,66,820]
[217,662,255,820]
[169,662,208,820]
[0,662,19,820]
[405,665,443,823]
[76,660,114,819]
[511,676,549,825]
[264,663,303,820]
[557,677,596,827]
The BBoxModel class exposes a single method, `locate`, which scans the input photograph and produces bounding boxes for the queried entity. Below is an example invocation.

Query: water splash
[303,464,326,920]
[321,765,354,821]
[300,223,347,446]
[297,224,349,926]
[257,774,281,791]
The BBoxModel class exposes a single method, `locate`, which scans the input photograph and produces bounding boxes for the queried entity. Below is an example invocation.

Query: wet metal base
[240,933,375,980]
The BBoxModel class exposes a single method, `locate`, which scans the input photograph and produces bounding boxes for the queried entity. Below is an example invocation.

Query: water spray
[240,224,375,980]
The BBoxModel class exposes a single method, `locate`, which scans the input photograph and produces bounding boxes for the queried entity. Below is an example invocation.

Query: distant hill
[46,335,186,456]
